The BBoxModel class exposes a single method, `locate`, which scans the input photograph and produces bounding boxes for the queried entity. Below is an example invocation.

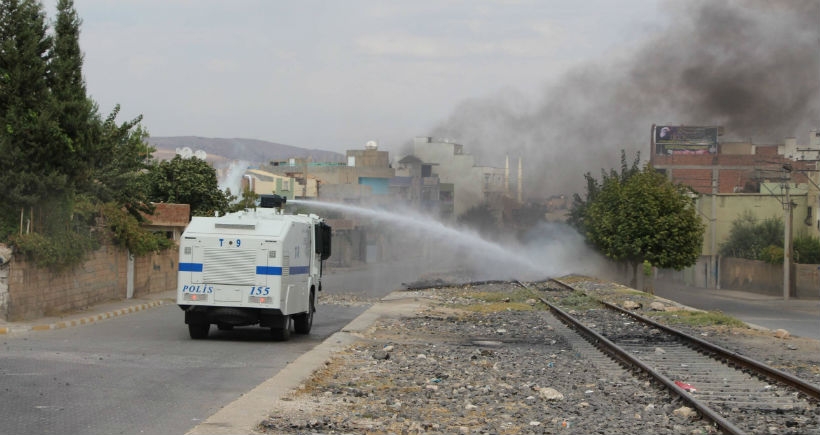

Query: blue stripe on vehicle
[179,262,203,272]
[256,266,283,275]
[290,266,310,275]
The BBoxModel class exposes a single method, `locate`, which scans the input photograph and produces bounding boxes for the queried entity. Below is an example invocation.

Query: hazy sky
[45,0,666,153]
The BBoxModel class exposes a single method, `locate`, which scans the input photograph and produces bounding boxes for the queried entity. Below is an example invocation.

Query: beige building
[243,169,302,199]
[410,137,506,218]
[652,126,820,289]
[260,143,395,203]
[687,186,811,288]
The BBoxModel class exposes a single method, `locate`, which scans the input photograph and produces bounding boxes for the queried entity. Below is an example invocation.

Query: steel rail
[544,278,820,399]
[540,297,747,435]
[601,299,820,400]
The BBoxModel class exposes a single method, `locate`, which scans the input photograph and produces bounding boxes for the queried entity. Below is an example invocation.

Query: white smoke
[218,160,251,197]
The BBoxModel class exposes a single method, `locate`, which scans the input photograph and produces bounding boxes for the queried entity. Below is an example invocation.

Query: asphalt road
[0,302,367,435]
[653,281,820,340]
[5,266,816,435]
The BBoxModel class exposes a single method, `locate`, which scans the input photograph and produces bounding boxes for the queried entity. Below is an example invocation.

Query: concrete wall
[0,263,8,318]
[4,244,177,321]
[694,192,812,257]
[719,257,818,299]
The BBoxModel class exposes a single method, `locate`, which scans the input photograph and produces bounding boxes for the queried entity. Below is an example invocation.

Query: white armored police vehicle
[177,194,331,340]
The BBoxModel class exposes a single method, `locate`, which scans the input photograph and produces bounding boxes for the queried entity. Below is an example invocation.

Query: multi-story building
[651,125,820,289]
[410,137,506,218]
[391,155,448,217]
[242,168,300,199]
[241,137,519,266]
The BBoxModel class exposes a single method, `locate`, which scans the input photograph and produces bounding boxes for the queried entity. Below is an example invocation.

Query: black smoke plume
[430,0,820,198]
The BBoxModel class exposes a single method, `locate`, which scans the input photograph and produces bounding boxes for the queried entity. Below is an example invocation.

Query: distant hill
[147,136,345,165]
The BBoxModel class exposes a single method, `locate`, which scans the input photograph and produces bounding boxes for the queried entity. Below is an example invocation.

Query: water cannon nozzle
[259,194,287,209]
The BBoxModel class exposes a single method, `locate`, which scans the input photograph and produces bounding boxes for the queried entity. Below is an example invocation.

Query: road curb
[185,293,426,435]
[0,299,168,335]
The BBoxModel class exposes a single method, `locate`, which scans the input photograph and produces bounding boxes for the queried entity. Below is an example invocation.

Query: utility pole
[783,164,793,300]
[711,168,718,289]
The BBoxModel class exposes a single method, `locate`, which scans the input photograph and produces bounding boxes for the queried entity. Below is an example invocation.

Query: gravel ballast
[259,278,820,435]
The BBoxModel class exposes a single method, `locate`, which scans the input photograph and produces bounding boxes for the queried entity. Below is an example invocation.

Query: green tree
[568,150,641,234]
[793,234,820,264]
[0,0,71,237]
[458,203,499,237]
[571,152,704,290]
[619,168,704,286]
[89,106,155,217]
[49,0,100,189]
[100,202,172,256]
[146,156,232,217]
[1,1,163,267]
[228,187,258,212]
[718,211,783,260]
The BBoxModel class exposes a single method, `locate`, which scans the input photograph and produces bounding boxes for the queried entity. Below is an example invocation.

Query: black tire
[293,291,315,335]
[270,316,291,342]
[216,323,234,331]
[188,322,210,339]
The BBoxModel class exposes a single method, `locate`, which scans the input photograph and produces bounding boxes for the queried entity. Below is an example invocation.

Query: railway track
[531,278,820,435]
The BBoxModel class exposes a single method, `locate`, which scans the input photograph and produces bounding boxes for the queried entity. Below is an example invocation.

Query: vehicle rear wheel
[188,322,210,339]
[270,316,291,342]
[293,291,315,335]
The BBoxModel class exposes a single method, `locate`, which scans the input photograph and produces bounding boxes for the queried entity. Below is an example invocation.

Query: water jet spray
[290,199,547,281]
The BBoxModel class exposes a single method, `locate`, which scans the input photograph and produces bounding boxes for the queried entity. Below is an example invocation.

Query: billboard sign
[654,125,718,155]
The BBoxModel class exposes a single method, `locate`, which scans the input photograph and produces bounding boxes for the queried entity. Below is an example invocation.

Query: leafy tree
[145,156,232,217]
[0,0,69,228]
[228,186,259,212]
[570,152,704,290]
[0,1,163,267]
[793,234,820,264]
[568,150,641,234]
[49,0,100,189]
[718,211,783,260]
[101,202,172,255]
[458,202,499,238]
[506,202,548,238]
[89,107,155,217]
[619,168,704,274]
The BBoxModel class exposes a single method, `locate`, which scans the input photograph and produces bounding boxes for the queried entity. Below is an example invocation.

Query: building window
[422,165,432,178]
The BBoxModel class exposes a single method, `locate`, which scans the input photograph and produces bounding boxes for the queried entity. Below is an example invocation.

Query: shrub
[12,230,100,270]
[102,203,173,255]
[793,235,820,264]
[719,211,783,260]
[759,245,784,264]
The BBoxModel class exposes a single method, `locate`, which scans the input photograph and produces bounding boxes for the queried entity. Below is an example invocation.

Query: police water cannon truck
[177,194,331,340]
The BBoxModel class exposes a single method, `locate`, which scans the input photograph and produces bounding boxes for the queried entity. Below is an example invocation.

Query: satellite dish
[365,140,378,150]
[176,147,193,159]
[194,150,207,160]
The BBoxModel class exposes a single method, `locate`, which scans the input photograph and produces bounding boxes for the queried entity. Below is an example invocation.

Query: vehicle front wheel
[188,322,210,339]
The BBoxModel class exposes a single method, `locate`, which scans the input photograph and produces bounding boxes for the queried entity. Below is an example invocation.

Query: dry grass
[645,309,747,328]
[447,287,545,313]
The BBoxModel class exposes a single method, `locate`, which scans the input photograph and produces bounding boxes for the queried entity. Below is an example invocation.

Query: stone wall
[0,263,8,317]
[4,244,177,321]
[133,249,178,298]
[0,245,10,314]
